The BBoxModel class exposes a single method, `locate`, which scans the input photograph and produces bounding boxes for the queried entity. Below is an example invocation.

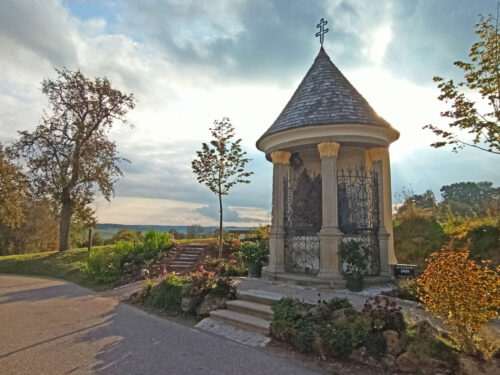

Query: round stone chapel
[257,47,400,286]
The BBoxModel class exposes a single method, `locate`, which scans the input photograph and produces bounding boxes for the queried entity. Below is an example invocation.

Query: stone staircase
[196,289,283,347]
[168,243,205,272]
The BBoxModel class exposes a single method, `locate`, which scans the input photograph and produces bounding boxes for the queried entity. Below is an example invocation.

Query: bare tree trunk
[59,194,72,252]
[218,192,223,258]
[87,228,92,260]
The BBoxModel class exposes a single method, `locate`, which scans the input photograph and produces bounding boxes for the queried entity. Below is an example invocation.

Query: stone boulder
[197,294,227,316]
[383,329,403,356]
[412,320,438,338]
[181,295,202,313]
[460,355,500,375]
[396,351,452,374]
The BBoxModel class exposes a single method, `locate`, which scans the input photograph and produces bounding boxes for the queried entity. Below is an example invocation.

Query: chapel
[257,39,400,285]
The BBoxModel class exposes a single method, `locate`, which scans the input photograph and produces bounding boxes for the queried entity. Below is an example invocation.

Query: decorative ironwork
[316,18,329,46]
[337,167,380,275]
[284,169,321,274]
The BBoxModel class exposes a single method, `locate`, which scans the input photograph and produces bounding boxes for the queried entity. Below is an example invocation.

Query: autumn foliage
[417,251,500,353]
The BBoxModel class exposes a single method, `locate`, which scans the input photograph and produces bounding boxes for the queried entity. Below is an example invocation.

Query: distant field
[95,227,122,239]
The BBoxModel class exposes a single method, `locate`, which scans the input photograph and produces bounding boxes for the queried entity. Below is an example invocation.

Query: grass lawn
[0,247,114,290]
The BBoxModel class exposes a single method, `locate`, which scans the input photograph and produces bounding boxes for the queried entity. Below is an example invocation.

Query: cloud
[1,0,498,228]
[383,0,497,83]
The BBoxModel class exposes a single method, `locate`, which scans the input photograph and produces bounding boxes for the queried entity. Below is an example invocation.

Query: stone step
[170,262,195,268]
[177,254,200,258]
[209,309,270,336]
[236,290,283,306]
[226,300,273,320]
[175,255,198,263]
[182,250,203,255]
[195,318,270,347]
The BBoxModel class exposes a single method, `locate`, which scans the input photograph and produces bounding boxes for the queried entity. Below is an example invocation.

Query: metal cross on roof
[315,18,329,46]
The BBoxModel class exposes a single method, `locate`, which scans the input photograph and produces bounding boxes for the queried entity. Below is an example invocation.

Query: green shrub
[407,325,459,371]
[239,241,268,264]
[271,297,305,341]
[143,230,172,251]
[394,208,446,267]
[467,224,499,257]
[347,315,373,348]
[147,273,190,313]
[114,240,135,255]
[86,246,121,284]
[320,324,353,359]
[294,317,315,353]
[365,332,387,358]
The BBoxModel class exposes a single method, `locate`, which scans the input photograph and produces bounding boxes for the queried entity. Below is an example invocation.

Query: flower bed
[270,294,461,374]
[133,265,236,317]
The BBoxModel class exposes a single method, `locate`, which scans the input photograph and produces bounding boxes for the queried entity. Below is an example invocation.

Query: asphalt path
[0,275,319,375]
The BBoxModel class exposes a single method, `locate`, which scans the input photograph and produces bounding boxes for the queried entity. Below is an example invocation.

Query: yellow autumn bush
[417,251,500,354]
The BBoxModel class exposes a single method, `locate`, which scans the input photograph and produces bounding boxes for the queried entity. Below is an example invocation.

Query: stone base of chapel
[262,267,394,288]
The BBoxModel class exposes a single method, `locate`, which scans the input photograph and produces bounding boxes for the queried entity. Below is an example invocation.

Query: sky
[1,0,499,227]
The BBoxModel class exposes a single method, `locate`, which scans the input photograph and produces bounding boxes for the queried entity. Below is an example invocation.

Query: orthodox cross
[315,18,329,46]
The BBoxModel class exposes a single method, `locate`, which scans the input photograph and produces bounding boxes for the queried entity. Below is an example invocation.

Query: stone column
[263,150,290,276]
[366,147,392,277]
[317,142,343,280]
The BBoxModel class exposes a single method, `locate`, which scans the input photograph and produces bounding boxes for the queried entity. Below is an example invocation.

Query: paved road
[0,275,319,375]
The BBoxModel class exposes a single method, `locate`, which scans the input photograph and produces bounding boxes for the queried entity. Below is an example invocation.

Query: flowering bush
[362,295,406,333]
[417,251,500,354]
[202,255,247,277]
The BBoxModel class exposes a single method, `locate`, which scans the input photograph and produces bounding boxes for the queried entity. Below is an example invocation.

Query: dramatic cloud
[1,0,498,226]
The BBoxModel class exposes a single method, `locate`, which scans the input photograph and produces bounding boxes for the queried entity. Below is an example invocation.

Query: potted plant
[341,239,369,292]
[239,241,268,277]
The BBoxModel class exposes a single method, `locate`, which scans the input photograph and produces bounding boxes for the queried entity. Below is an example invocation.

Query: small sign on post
[394,264,417,278]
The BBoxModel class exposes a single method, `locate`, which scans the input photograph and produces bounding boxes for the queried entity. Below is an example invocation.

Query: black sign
[394,264,417,278]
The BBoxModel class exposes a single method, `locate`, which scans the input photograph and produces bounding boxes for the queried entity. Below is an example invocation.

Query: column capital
[270,150,291,164]
[366,147,388,161]
[318,142,340,158]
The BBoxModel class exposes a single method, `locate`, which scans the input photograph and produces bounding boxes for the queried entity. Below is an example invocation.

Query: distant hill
[95,223,254,239]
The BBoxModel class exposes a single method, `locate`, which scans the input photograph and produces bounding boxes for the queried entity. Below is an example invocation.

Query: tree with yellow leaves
[417,251,500,354]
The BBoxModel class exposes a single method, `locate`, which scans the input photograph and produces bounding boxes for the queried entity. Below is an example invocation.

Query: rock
[460,355,500,375]
[181,295,202,313]
[396,351,452,374]
[412,320,438,338]
[140,269,149,278]
[197,294,227,316]
[383,329,402,355]
[331,307,358,324]
[381,354,396,369]
[349,347,383,368]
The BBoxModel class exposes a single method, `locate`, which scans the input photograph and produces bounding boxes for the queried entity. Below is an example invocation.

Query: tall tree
[424,13,500,155]
[192,118,253,257]
[0,143,28,229]
[440,181,500,216]
[15,68,135,251]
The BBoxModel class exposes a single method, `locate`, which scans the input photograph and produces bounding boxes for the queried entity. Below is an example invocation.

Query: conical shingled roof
[260,47,391,139]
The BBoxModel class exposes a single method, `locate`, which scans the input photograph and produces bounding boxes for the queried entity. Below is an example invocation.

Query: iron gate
[337,168,380,275]
[284,169,321,274]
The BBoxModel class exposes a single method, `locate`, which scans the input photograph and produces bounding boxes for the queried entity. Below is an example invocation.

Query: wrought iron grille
[284,169,321,274]
[337,168,380,275]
